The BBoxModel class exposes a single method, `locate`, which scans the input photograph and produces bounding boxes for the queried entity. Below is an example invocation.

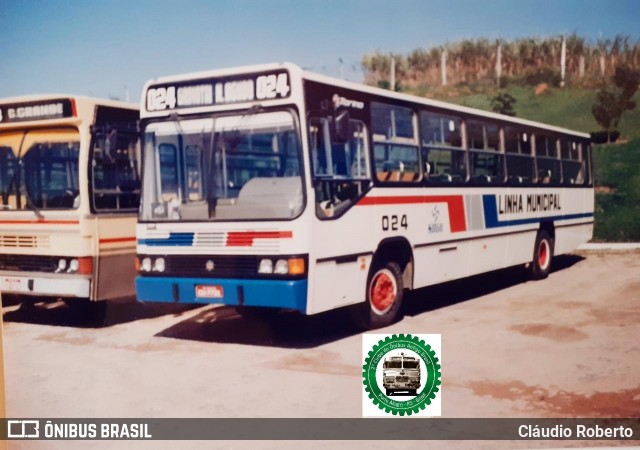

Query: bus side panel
[413,244,469,287]
[96,216,137,301]
[555,223,593,255]
[311,257,371,315]
[309,188,427,315]
[554,188,595,255]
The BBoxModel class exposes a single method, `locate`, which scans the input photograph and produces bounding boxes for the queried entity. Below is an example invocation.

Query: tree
[490,92,517,116]
[592,64,640,142]
[614,64,640,100]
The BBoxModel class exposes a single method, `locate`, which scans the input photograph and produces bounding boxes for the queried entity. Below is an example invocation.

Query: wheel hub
[370,270,397,315]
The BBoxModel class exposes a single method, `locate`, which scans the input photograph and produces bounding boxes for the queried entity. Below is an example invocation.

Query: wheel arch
[539,220,555,241]
[372,237,414,290]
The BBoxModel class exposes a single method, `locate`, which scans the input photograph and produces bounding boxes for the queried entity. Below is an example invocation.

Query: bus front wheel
[530,229,554,280]
[353,260,404,330]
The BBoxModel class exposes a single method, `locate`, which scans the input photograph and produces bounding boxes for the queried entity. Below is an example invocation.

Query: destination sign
[145,70,291,112]
[0,99,74,124]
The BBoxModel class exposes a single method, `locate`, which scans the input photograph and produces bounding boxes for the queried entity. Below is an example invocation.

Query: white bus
[383,353,421,396]
[0,95,140,313]
[136,63,593,329]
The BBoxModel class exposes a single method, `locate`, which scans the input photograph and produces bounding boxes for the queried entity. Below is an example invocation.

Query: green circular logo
[363,334,441,416]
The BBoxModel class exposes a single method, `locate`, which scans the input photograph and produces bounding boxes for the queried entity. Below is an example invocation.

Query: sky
[1,0,639,102]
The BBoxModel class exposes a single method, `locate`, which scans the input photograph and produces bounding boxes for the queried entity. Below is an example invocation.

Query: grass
[592,139,640,242]
[404,83,640,242]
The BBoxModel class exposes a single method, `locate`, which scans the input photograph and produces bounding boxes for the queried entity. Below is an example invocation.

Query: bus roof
[0,94,137,130]
[301,67,591,140]
[142,62,589,139]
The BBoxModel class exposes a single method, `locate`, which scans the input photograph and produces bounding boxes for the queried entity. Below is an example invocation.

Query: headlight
[153,257,165,272]
[141,257,152,272]
[258,258,273,274]
[274,259,288,274]
[68,259,79,273]
[57,258,67,271]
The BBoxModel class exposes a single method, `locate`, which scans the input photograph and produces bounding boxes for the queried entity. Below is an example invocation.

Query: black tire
[235,305,281,319]
[1,294,23,307]
[530,229,554,280]
[410,389,417,396]
[386,389,392,396]
[352,260,404,330]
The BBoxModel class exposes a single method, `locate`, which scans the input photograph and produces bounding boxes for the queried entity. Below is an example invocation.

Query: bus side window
[504,126,534,185]
[92,127,141,212]
[583,142,592,185]
[561,139,584,186]
[467,119,504,184]
[420,111,466,184]
[371,102,421,183]
[535,134,561,185]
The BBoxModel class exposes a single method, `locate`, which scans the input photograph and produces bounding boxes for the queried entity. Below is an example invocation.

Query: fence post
[496,41,502,88]
[441,47,447,86]
[390,56,395,91]
[560,35,566,87]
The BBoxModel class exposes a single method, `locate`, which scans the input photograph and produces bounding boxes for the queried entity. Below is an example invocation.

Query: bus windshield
[141,110,303,221]
[0,129,80,211]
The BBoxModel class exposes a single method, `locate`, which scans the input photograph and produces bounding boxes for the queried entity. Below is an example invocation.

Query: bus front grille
[0,254,58,272]
[162,255,258,278]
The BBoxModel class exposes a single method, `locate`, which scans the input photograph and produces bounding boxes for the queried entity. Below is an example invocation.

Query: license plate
[195,285,224,299]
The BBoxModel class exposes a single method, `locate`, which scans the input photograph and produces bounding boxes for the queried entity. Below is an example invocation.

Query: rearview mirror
[332,109,350,144]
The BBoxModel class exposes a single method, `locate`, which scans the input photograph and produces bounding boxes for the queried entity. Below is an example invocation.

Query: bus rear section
[0,96,140,309]
[135,66,312,314]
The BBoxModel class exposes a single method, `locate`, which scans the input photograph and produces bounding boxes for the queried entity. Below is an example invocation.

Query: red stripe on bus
[0,219,80,225]
[357,195,467,232]
[99,237,137,244]
[226,231,293,247]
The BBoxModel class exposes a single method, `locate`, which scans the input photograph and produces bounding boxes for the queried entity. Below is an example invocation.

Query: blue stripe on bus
[138,232,195,246]
[482,195,593,228]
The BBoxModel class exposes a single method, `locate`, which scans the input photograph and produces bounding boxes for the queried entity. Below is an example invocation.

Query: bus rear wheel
[353,260,404,330]
[530,229,554,280]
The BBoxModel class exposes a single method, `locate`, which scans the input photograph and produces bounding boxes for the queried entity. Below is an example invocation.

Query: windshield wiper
[1,132,43,218]
[17,159,43,219]
[216,104,263,149]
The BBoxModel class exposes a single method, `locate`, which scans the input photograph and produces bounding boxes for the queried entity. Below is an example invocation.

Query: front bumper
[136,276,308,312]
[0,271,91,298]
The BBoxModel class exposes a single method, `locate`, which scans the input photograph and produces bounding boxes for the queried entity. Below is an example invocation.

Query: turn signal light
[288,258,305,275]
[76,257,94,275]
